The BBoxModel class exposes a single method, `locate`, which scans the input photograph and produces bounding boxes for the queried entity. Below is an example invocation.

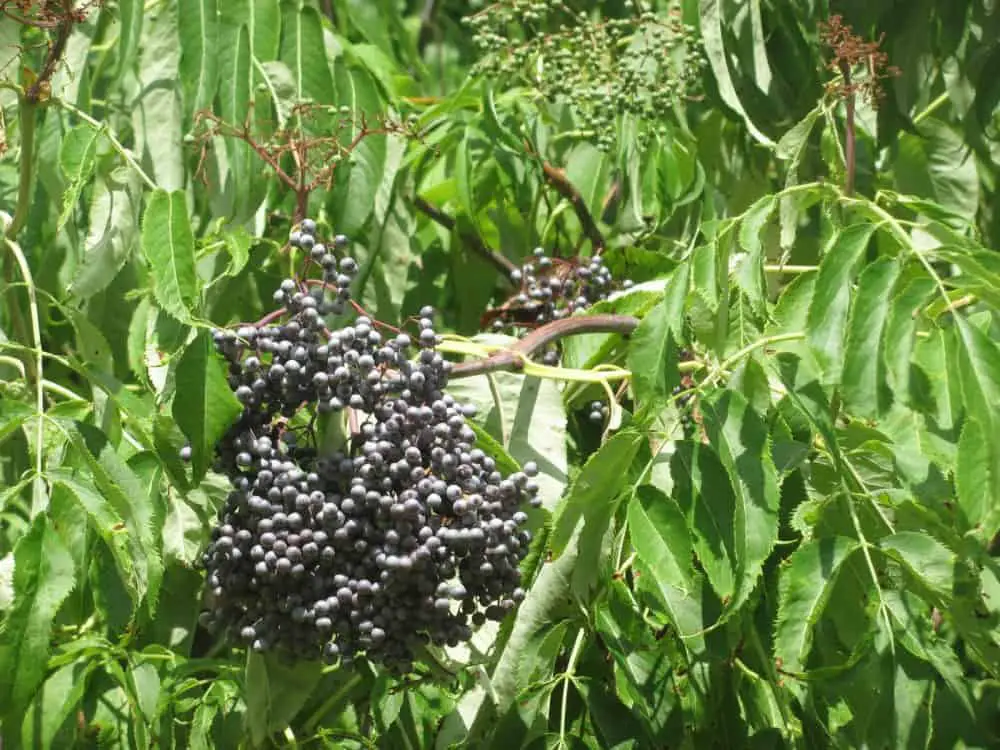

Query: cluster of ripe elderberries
[465,0,703,150]
[199,220,540,672]
[491,247,631,365]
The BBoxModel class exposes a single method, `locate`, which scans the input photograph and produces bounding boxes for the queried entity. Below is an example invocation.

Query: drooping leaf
[171,330,243,483]
[141,189,199,322]
[698,0,775,146]
[895,118,979,220]
[57,125,102,229]
[68,168,142,300]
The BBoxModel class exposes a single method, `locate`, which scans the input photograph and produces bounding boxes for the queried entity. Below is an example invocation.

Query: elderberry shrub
[200,221,540,674]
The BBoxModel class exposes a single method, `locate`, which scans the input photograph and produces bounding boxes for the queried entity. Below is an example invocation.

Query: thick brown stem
[449,314,638,378]
[413,195,518,277]
[540,161,606,254]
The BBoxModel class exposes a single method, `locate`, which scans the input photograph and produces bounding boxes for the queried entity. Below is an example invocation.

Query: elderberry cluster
[491,248,631,364]
[200,220,540,672]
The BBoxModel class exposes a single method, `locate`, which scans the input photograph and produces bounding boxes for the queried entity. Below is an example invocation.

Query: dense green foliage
[1,0,1000,747]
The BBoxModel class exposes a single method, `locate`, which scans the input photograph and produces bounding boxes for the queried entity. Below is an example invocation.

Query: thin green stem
[701,332,806,390]
[559,628,587,748]
[55,97,157,190]
[485,372,509,446]
[6,98,36,239]
[912,92,949,125]
[3,237,46,516]
[846,494,895,656]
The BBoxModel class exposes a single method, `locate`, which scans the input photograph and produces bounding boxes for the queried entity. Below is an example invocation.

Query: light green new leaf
[142,189,199,322]
[550,430,644,557]
[842,257,901,416]
[879,532,955,600]
[627,263,688,406]
[57,125,102,230]
[700,390,780,616]
[68,168,142,300]
[627,485,705,640]
[172,330,243,483]
[774,536,860,673]
[0,515,76,722]
[806,223,875,383]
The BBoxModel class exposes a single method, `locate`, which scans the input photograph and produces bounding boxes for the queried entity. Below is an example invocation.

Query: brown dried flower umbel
[819,15,901,105]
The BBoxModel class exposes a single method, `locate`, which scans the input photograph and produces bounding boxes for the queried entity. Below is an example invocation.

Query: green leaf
[698,0,775,147]
[735,195,776,311]
[172,330,243,483]
[700,390,781,616]
[669,442,737,601]
[281,1,336,106]
[244,653,323,747]
[895,118,979,220]
[132,5,185,191]
[879,532,955,600]
[955,417,999,535]
[627,263,688,406]
[627,485,705,640]
[142,189,199,322]
[806,223,876,383]
[217,21,256,222]
[881,277,936,410]
[48,470,142,615]
[774,536,860,673]
[550,430,644,556]
[115,0,144,78]
[65,422,163,615]
[57,125,102,229]
[0,515,77,722]
[68,168,142,300]
[20,659,94,749]
[178,0,219,119]
[842,257,901,416]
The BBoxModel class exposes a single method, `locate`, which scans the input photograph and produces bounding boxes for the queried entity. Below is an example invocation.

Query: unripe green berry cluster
[464,1,704,150]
